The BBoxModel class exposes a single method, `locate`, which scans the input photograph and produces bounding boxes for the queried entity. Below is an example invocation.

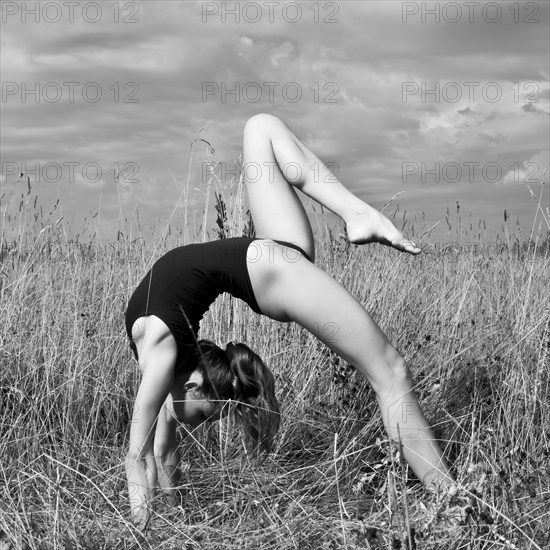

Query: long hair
[194,339,280,454]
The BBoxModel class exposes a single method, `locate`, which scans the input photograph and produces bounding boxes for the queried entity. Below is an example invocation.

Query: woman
[125,114,453,530]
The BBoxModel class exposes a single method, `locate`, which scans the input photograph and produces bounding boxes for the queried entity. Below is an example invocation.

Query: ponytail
[194,340,280,454]
[225,342,280,454]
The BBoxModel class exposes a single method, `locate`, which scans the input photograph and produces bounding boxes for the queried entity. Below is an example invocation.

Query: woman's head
[188,339,280,454]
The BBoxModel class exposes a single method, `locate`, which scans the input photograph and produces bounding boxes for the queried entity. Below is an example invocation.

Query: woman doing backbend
[125,114,453,530]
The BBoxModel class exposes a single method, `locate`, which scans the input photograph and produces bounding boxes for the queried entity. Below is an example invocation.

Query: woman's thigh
[261,255,401,393]
[243,114,315,261]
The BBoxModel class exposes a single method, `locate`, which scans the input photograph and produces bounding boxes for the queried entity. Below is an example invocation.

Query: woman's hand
[132,502,152,534]
[154,395,184,508]
[156,452,183,507]
[126,456,157,533]
[165,483,186,508]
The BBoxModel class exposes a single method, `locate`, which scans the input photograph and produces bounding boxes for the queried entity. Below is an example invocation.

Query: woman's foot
[345,206,421,255]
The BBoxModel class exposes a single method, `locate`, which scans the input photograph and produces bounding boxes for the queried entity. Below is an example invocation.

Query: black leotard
[125,237,310,373]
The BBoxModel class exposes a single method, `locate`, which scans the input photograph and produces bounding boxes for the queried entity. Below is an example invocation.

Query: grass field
[1,174,549,549]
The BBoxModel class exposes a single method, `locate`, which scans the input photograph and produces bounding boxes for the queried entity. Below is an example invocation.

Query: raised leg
[269,254,452,489]
[243,114,316,261]
[242,114,420,258]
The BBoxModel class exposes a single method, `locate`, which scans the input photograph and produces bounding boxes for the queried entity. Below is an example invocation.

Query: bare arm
[126,345,175,530]
[154,396,183,506]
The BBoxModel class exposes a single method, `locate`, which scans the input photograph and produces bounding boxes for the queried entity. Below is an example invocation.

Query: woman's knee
[368,349,412,396]
[244,113,282,137]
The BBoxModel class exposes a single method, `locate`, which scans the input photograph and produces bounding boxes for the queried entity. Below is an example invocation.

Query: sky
[1,0,549,245]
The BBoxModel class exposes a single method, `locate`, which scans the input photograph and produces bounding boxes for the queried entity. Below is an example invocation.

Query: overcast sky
[1,1,549,244]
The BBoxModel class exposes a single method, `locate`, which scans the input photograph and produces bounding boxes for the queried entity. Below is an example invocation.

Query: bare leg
[243,114,316,261]
[243,114,420,256]
[243,114,451,488]
[268,254,453,489]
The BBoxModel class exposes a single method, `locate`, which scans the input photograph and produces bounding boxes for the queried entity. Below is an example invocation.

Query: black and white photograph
[1,1,549,548]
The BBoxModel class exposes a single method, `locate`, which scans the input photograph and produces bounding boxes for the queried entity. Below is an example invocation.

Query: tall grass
[1,145,549,549]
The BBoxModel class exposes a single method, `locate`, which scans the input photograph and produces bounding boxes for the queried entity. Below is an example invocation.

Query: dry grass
[1,151,549,549]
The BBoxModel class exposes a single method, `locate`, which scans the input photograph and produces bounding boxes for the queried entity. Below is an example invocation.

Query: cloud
[269,40,296,67]
[1,1,548,242]
[458,107,473,116]
[522,102,550,115]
